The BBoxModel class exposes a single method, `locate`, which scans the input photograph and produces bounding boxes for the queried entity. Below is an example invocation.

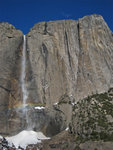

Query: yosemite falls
[21,35,28,108]
[0,14,113,149]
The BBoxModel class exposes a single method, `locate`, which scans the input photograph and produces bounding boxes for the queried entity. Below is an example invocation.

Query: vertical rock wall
[0,22,23,134]
[27,20,79,106]
[27,14,113,107]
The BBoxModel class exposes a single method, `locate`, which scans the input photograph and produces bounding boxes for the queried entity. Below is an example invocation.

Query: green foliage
[74,145,81,150]
[102,101,113,117]
[71,88,113,142]
[58,94,72,105]
[58,101,68,105]
[90,131,100,140]
[86,117,96,126]
[100,132,113,141]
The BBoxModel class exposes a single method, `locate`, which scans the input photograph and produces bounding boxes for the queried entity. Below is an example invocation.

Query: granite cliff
[0,23,23,134]
[27,14,113,105]
[0,14,113,149]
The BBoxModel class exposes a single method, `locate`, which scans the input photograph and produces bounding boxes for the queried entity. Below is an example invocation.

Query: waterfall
[21,35,34,130]
[21,35,28,108]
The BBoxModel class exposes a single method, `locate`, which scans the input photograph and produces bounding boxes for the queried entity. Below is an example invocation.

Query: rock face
[0,14,113,149]
[0,22,23,135]
[25,14,113,136]
[26,14,113,106]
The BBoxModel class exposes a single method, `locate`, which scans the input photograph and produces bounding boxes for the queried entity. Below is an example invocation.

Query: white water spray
[21,35,34,129]
[21,35,28,108]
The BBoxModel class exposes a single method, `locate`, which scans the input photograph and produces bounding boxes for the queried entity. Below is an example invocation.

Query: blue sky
[0,0,113,34]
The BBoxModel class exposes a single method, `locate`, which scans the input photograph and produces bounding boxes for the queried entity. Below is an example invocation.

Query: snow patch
[0,135,3,139]
[70,94,73,97]
[53,102,58,105]
[6,130,50,149]
[72,102,77,105]
[34,106,45,110]
[65,127,69,131]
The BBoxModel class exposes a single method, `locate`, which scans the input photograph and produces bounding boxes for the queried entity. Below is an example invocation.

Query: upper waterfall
[21,35,28,107]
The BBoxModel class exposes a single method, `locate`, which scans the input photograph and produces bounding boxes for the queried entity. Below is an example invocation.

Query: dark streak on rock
[44,22,53,36]
[44,22,48,35]
[64,31,72,69]
[77,22,81,49]
[0,85,16,100]
[0,85,11,93]
[42,43,48,69]
[40,43,49,103]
